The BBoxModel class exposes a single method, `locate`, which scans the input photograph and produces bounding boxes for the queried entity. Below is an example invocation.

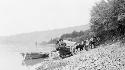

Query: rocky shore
[31,42,125,70]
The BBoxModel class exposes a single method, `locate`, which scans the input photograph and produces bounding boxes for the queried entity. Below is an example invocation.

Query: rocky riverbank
[31,42,125,70]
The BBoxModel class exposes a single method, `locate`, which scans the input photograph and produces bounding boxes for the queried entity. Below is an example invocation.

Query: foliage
[48,30,95,44]
[90,0,125,35]
[72,30,94,42]
[60,31,85,39]
[90,0,125,45]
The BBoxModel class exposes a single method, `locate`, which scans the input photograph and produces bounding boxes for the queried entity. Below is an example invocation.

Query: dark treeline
[60,31,85,39]
[47,29,94,44]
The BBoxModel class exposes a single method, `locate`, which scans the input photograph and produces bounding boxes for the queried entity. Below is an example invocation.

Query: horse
[75,41,86,51]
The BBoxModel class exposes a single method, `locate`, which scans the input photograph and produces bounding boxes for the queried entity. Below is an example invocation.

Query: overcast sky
[0,0,99,36]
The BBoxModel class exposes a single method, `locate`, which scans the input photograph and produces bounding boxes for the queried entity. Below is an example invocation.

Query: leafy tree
[90,0,125,36]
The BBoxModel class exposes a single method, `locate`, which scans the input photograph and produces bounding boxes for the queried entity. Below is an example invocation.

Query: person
[89,37,94,49]
[86,39,90,46]
[56,39,66,47]
[81,40,86,50]
[81,41,84,45]
[55,40,60,47]
[92,36,98,48]
[85,39,89,51]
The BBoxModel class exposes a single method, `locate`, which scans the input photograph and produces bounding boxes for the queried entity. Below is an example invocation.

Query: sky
[0,0,99,36]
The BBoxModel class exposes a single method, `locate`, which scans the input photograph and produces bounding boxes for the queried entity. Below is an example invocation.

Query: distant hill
[0,25,90,47]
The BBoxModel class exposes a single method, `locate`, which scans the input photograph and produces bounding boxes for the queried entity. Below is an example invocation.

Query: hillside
[31,42,125,70]
[0,25,89,47]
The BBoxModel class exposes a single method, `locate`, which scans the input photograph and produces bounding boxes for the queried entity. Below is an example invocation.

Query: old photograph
[1,0,125,70]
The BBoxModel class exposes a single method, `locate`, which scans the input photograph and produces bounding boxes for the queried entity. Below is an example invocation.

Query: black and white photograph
[1,0,125,70]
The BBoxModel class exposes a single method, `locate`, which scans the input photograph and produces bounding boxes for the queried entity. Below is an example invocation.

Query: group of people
[21,37,100,60]
[55,37,100,58]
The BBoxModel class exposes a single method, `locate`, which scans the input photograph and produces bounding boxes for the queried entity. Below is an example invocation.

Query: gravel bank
[32,42,125,70]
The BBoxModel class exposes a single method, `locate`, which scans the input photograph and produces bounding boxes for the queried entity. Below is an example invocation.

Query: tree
[90,0,125,36]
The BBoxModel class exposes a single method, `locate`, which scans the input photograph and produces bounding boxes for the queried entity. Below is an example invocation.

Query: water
[0,45,29,70]
[0,44,55,70]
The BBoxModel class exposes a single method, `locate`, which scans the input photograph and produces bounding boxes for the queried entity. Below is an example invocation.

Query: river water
[0,44,56,70]
[0,44,29,70]
[0,45,54,70]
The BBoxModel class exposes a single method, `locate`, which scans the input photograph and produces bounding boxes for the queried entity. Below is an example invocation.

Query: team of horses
[21,37,100,60]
